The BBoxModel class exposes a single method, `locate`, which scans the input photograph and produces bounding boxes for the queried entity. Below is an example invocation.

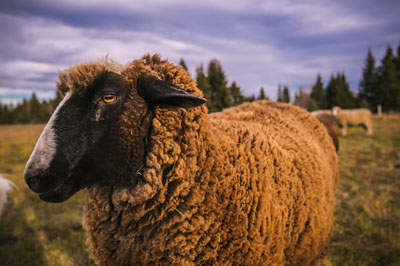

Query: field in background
[327,114,400,265]
[0,125,94,266]
[0,115,399,266]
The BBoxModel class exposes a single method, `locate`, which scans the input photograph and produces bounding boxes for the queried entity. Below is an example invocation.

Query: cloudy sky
[1,0,399,104]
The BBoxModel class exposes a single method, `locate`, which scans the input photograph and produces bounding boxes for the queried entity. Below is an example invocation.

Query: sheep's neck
[83,110,233,265]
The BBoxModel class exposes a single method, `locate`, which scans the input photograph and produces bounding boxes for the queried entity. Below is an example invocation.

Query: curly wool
[58,54,338,265]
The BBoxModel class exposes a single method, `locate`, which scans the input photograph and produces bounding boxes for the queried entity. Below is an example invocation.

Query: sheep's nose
[24,171,42,193]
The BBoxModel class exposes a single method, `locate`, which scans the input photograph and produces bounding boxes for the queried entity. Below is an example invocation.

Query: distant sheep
[332,106,373,136]
[310,109,332,117]
[311,112,340,151]
[0,174,14,219]
[24,54,338,265]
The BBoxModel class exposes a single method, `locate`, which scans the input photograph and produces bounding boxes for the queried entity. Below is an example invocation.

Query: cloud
[255,0,376,34]
[0,13,213,98]
[0,0,399,103]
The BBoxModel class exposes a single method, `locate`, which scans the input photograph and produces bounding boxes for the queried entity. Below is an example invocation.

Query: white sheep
[332,106,373,136]
[0,174,14,219]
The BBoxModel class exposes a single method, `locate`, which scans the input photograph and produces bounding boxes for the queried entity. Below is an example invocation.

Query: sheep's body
[25,54,338,265]
[84,102,338,265]
[80,55,338,265]
[311,112,340,151]
[0,174,14,219]
[332,106,373,136]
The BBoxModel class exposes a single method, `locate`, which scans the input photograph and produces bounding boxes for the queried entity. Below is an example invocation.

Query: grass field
[0,115,399,266]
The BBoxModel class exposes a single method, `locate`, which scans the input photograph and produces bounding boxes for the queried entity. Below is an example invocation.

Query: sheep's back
[210,100,337,169]
[338,108,372,125]
[208,100,338,264]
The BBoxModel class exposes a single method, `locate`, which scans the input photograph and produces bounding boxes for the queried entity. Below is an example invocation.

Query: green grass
[326,115,400,266]
[0,125,94,266]
[0,116,399,265]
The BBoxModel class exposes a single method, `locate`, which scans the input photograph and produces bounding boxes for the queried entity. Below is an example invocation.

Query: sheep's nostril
[24,168,63,194]
[24,168,49,193]
[24,173,39,192]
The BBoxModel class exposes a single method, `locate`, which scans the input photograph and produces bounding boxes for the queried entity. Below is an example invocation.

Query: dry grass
[326,114,400,266]
[0,115,399,265]
[0,124,94,266]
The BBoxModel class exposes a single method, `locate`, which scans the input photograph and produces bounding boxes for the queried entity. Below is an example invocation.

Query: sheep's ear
[137,75,207,108]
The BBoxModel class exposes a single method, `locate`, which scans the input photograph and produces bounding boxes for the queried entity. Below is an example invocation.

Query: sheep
[311,112,340,151]
[0,174,14,219]
[332,106,373,136]
[24,54,338,265]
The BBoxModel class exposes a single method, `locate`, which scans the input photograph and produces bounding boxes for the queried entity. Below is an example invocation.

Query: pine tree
[0,103,13,124]
[30,93,43,123]
[293,87,308,108]
[229,81,245,106]
[310,74,326,109]
[396,44,400,110]
[14,99,30,123]
[395,44,400,78]
[277,84,283,102]
[40,99,52,122]
[326,73,355,109]
[306,98,319,111]
[293,88,317,111]
[245,94,256,102]
[282,86,290,103]
[196,64,212,109]
[376,45,400,112]
[258,87,266,100]
[179,58,190,76]
[393,43,400,111]
[326,74,338,108]
[207,59,231,112]
[358,48,377,111]
[339,73,356,108]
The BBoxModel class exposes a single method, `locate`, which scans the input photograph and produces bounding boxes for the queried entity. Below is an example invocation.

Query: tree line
[185,58,268,113]
[0,92,62,124]
[293,72,356,111]
[1,44,399,124]
[295,44,400,112]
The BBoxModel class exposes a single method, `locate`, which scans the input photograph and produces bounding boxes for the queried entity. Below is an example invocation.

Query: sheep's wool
[59,54,338,265]
[0,175,14,219]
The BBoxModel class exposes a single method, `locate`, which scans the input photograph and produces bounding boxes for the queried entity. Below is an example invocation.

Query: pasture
[0,115,399,266]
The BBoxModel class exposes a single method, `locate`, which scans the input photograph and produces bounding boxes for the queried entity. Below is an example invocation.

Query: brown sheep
[332,106,373,136]
[311,112,340,151]
[24,54,338,265]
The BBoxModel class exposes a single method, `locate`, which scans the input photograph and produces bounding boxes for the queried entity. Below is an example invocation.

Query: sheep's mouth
[38,180,75,203]
[35,173,77,203]
[25,163,85,203]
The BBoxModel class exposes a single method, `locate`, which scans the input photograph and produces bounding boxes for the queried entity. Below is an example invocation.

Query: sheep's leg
[342,127,347,136]
[367,124,373,135]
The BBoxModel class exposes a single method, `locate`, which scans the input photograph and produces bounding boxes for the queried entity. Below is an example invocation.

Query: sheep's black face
[24,69,206,203]
[24,71,129,203]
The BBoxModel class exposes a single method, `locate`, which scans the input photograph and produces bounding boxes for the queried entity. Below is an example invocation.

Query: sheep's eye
[103,95,117,103]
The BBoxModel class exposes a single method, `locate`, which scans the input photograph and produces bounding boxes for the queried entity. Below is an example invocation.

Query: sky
[1,0,399,104]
